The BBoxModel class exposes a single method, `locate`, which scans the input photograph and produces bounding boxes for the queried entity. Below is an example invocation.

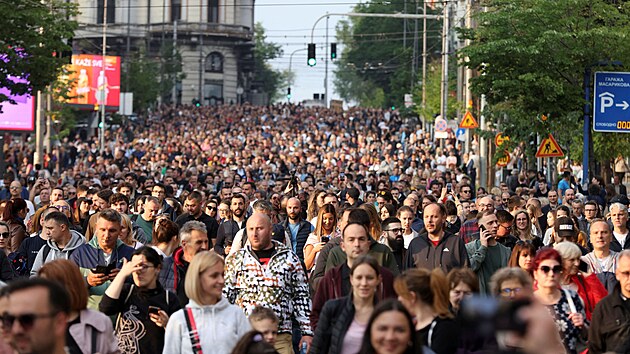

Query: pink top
[341,318,368,354]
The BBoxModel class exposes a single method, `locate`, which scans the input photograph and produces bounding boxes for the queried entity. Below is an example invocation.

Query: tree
[253,22,284,103]
[0,0,78,101]
[159,41,185,103]
[333,1,442,108]
[459,0,630,171]
[123,51,161,112]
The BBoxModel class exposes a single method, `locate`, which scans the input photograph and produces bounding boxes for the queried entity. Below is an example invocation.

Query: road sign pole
[583,67,591,186]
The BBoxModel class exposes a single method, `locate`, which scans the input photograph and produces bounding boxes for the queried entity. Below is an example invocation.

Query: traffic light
[287,87,292,100]
[331,43,337,60]
[307,43,316,67]
[192,98,201,107]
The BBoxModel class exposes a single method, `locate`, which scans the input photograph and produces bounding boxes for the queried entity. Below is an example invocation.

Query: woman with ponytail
[394,268,460,354]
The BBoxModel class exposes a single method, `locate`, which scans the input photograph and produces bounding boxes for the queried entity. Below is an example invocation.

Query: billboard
[0,76,35,132]
[67,54,120,108]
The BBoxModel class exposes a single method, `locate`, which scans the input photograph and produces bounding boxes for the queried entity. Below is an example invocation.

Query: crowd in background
[0,103,627,354]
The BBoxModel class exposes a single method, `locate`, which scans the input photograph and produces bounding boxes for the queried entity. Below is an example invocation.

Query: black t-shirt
[253,247,275,266]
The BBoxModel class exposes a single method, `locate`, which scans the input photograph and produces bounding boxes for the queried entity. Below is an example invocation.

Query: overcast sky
[255,0,359,103]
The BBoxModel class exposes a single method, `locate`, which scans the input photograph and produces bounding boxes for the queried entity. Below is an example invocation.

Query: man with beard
[405,203,469,273]
[214,194,248,256]
[281,197,313,264]
[380,217,405,270]
[175,191,219,245]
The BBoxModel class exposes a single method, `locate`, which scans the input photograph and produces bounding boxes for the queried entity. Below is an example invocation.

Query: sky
[255,0,359,103]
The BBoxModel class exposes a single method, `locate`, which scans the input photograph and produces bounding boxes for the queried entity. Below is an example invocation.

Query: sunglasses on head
[538,265,563,274]
[1,312,58,330]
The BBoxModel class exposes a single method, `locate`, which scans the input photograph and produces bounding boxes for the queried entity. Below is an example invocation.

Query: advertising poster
[67,54,121,108]
[0,76,35,132]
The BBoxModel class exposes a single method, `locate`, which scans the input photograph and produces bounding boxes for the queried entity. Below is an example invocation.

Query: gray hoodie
[30,230,86,276]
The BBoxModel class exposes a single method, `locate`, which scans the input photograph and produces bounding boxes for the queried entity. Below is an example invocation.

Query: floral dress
[544,289,587,354]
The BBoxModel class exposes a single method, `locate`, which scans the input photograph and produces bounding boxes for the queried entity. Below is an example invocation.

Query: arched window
[205,52,223,73]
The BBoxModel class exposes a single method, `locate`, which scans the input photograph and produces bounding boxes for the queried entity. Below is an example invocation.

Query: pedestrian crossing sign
[459,111,479,129]
[535,134,564,158]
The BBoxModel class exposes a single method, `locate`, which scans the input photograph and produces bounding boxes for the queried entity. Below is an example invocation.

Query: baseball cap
[554,216,576,238]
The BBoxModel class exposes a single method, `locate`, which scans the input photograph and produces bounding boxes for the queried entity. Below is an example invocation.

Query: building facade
[74,0,255,106]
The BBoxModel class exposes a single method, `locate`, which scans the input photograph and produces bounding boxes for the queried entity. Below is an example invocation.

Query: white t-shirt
[613,231,629,248]
[403,230,419,249]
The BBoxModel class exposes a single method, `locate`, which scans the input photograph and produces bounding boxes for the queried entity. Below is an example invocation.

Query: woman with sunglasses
[205,199,218,219]
[512,210,542,251]
[38,259,118,354]
[554,242,607,321]
[533,248,587,354]
[100,246,181,353]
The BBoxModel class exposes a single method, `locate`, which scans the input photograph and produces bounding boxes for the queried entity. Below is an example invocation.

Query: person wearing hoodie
[70,209,135,309]
[30,211,85,276]
[405,203,470,273]
[100,246,181,353]
[164,250,250,354]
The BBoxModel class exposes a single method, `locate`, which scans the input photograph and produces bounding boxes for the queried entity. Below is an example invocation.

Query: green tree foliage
[254,22,285,103]
[459,0,630,165]
[0,0,78,101]
[413,59,459,121]
[334,1,441,108]
[159,41,185,103]
[124,51,161,112]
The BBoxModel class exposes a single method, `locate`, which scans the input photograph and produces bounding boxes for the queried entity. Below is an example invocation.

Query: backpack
[7,252,28,277]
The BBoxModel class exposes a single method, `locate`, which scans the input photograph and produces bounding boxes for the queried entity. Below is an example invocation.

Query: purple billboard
[0,75,35,132]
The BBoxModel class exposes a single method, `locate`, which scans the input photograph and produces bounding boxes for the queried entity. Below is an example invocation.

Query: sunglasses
[1,312,58,330]
[538,265,563,274]
[206,205,216,211]
[0,232,10,239]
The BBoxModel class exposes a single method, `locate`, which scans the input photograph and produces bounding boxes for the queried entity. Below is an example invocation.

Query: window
[171,0,182,21]
[204,81,223,105]
[205,52,223,73]
[96,0,116,24]
[208,0,219,23]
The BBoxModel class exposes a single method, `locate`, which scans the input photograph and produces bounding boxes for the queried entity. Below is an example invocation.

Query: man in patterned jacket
[224,213,313,354]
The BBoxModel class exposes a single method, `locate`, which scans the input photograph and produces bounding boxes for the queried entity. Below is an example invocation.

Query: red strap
[184,307,203,354]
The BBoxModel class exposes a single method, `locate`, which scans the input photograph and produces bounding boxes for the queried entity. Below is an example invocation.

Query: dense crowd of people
[0,103,628,354]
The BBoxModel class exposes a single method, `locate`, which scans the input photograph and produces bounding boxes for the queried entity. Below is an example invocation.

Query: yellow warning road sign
[459,111,479,129]
[535,134,564,158]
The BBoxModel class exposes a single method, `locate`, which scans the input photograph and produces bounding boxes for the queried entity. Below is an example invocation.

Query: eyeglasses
[500,287,523,296]
[0,233,10,239]
[138,264,155,272]
[54,206,71,212]
[9,186,20,190]
[385,228,403,234]
[1,312,58,330]
[538,265,563,274]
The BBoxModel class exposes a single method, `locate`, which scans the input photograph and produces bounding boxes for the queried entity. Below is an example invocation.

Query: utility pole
[464,0,473,153]
[421,0,427,128]
[199,34,204,104]
[440,3,450,124]
[172,20,178,104]
[34,91,43,165]
[411,0,418,89]
[100,0,107,154]
[324,14,329,108]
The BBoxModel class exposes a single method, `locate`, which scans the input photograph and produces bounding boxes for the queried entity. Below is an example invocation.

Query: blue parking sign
[593,72,630,132]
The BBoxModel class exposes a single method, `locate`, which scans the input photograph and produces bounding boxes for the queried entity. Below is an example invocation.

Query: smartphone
[579,260,589,273]
[148,306,161,315]
[91,263,115,275]
[320,236,330,244]
[447,182,452,193]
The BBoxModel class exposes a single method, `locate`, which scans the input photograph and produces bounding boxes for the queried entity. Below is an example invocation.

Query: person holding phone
[554,242,608,321]
[465,212,511,294]
[100,246,181,353]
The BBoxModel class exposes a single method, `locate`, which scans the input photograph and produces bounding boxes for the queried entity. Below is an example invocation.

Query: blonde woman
[304,204,337,271]
[164,251,251,354]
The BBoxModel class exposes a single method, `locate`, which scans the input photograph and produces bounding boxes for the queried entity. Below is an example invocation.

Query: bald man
[281,197,313,264]
[224,213,314,354]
